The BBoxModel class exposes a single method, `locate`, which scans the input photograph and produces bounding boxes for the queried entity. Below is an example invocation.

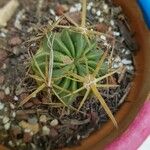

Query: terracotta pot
[64,0,150,149]
[1,0,150,150]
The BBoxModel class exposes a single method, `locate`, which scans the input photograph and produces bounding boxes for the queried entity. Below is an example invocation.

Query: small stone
[3,116,9,124]
[122,59,132,65]
[4,122,11,130]
[91,8,96,14]
[8,141,15,147]
[4,87,10,95]
[0,91,5,100]
[23,132,32,143]
[87,5,91,10]
[50,119,59,127]
[16,110,28,120]
[0,75,5,84]
[96,10,101,16]
[0,102,4,110]
[125,50,131,55]
[100,35,106,41]
[126,66,134,71]
[103,4,109,13]
[42,126,50,135]
[99,17,104,23]
[110,20,115,26]
[32,98,41,105]
[28,117,38,124]
[13,96,19,101]
[49,9,55,15]
[69,6,77,13]
[8,36,22,46]
[0,50,7,62]
[10,103,15,109]
[12,47,20,55]
[113,63,119,68]
[75,3,81,11]
[19,121,39,134]
[77,135,81,140]
[24,102,34,108]
[55,3,68,16]
[2,63,7,69]
[95,23,108,32]
[39,115,47,123]
[12,111,16,118]
[4,107,8,112]
[113,31,120,36]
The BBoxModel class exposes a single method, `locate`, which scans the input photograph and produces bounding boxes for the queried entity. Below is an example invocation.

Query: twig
[81,0,87,27]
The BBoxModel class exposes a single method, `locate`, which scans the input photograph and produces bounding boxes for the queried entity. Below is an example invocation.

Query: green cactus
[31,29,107,105]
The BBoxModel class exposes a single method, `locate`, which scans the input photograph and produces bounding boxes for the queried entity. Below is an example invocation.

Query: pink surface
[105,100,150,150]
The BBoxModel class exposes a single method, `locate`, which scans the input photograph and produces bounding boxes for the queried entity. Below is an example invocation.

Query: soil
[0,0,137,150]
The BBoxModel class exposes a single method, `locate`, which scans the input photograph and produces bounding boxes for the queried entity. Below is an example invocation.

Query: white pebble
[70,6,77,13]
[99,17,104,23]
[88,2,93,7]
[4,107,8,112]
[39,115,47,123]
[91,8,96,14]
[14,9,25,30]
[3,116,10,124]
[0,32,6,37]
[87,5,91,10]
[122,48,126,53]
[24,128,31,133]
[2,63,7,69]
[8,141,15,147]
[100,35,106,41]
[4,122,11,130]
[103,4,109,13]
[49,9,55,15]
[77,135,81,140]
[75,3,81,11]
[50,119,58,126]
[10,103,15,109]
[126,66,134,71]
[113,31,120,36]
[42,126,50,135]
[0,102,4,110]
[125,50,131,55]
[96,10,101,16]
[12,112,16,118]
[113,63,119,68]
[103,4,108,10]
[110,20,115,26]
[5,87,10,95]
[122,59,132,65]
[13,96,19,101]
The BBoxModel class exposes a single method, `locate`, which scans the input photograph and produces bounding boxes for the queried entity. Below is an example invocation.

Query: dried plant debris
[0,0,137,150]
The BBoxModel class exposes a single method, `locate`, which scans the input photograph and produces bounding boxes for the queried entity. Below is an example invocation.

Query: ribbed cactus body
[31,29,107,105]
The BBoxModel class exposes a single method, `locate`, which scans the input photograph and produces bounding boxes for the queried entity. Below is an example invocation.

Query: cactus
[31,29,107,105]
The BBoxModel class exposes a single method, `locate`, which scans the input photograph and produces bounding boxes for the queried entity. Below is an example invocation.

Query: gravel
[50,119,59,127]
